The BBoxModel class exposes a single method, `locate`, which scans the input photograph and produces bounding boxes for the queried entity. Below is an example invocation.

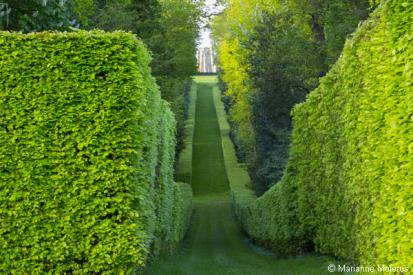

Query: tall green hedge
[0,31,192,273]
[219,1,412,267]
[153,101,193,254]
[176,80,197,183]
[291,0,412,266]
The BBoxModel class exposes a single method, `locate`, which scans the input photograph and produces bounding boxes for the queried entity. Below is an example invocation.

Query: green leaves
[3,0,77,32]
[213,0,370,193]
[217,0,412,269]
[0,30,190,273]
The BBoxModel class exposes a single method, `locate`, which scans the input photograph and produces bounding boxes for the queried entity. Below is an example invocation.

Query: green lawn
[144,76,333,275]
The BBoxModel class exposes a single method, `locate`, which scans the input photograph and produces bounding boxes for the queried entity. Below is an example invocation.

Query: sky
[200,29,212,48]
[198,0,224,49]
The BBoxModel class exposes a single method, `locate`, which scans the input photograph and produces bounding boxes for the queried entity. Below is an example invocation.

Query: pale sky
[198,0,224,49]
[200,29,212,48]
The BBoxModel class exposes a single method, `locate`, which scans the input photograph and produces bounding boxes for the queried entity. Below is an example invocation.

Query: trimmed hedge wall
[0,31,192,273]
[291,1,412,266]
[171,182,193,246]
[176,80,197,183]
[153,101,192,254]
[217,1,412,268]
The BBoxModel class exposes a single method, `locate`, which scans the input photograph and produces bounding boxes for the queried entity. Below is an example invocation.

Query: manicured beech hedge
[217,1,412,268]
[291,1,412,266]
[171,182,192,246]
[176,80,197,183]
[0,31,192,273]
[153,101,193,254]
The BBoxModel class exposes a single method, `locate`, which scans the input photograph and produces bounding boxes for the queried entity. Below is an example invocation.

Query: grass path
[145,76,331,275]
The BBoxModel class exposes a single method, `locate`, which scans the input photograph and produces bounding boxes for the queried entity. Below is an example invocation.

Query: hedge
[213,84,304,255]
[153,101,192,255]
[216,1,412,268]
[176,79,197,183]
[171,182,193,246]
[291,1,412,266]
[0,30,191,273]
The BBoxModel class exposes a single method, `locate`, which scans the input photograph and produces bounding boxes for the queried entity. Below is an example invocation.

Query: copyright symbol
[328,264,336,272]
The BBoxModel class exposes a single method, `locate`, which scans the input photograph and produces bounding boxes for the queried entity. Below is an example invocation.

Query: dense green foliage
[213,0,370,193]
[217,0,412,267]
[87,0,200,156]
[0,31,191,273]
[150,0,199,155]
[0,0,80,32]
[289,1,412,265]
[176,81,197,183]
[170,182,192,246]
[0,0,161,33]
[153,102,193,254]
[90,0,161,36]
[1,0,200,158]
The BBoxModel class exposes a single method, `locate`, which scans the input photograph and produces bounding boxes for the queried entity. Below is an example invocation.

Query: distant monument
[197,47,217,73]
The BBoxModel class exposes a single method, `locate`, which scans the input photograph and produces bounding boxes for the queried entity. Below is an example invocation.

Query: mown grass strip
[211,80,257,208]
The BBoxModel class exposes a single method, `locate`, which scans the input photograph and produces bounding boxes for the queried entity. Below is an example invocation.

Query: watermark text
[327,264,410,273]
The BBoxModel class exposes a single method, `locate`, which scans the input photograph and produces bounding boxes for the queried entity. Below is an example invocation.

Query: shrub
[219,1,412,267]
[0,30,191,273]
[153,101,192,254]
[171,182,192,245]
[291,1,412,265]
[176,80,197,183]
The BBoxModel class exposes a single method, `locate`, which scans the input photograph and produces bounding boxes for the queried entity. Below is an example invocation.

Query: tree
[2,0,77,32]
[213,0,371,193]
